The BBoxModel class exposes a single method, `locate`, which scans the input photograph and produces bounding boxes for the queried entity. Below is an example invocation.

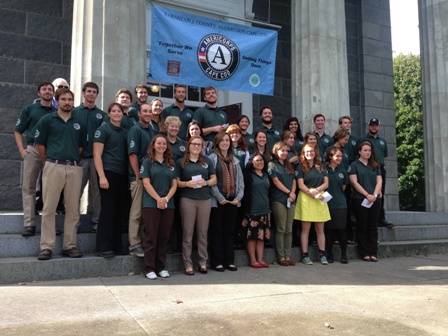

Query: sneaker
[158,270,170,278]
[22,226,36,237]
[302,256,313,265]
[62,247,83,258]
[129,246,144,257]
[320,255,328,265]
[145,272,157,280]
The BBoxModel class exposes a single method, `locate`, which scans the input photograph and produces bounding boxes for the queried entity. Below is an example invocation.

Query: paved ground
[1,254,447,336]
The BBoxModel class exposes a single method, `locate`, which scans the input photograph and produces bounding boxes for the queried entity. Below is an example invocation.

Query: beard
[261,116,272,125]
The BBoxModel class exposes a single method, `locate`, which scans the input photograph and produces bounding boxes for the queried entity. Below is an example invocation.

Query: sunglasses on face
[57,85,69,89]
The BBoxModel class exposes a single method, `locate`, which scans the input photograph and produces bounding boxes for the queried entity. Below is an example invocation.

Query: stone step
[1,240,448,284]
[386,211,448,225]
[1,222,447,258]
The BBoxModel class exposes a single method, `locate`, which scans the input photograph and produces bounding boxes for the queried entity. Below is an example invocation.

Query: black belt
[46,158,81,166]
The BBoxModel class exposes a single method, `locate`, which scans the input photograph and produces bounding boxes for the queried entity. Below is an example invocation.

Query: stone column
[291,0,350,134]
[419,0,448,213]
[71,0,147,109]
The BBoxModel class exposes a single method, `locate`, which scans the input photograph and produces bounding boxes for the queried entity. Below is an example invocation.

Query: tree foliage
[393,53,425,210]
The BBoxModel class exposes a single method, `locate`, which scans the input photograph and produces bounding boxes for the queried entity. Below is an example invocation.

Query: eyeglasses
[57,85,69,89]
[190,143,202,147]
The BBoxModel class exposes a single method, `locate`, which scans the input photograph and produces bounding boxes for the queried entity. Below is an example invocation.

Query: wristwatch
[374,194,379,199]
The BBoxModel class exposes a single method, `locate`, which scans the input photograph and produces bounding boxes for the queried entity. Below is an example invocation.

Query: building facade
[0,0,401,211]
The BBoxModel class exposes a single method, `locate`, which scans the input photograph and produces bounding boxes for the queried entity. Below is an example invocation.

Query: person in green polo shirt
[253,105,281,151]
[175,135,217,275]
[242,153,271,268]
[349,141,382,262]
[128,84,149,120]
[14,82,56,237]
[269,142,297,267]
[127,102,155,257]
[237,114,254,152]
[314,114,334,161]
[295,143,330,266]
[114,88,137,129]
[73,82,106,232]
[162,84,193,140]
[193,86,228,142]
[325,146,349,264]
[34,88,86,261]
[93,102,128,258]
[141,134,177,280]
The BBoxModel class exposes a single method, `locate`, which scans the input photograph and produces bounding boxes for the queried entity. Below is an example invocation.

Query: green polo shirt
[162,104,194,140]
[242,133,254,152]
[346,134,358,162]
[316,132,334,160]
[15,103,56,144]
[34,111,86,161]
[268,160,297,204]
[169,138,187,162]
[93,122,128,175]
[128,102,141,123]
[175,157,216,200]
[349,160,381,199]
[140,158,177,209]
[127,122,154,182]
[193,104,228,142]
[296,165,327,188]
[254,125,281,151]
[72,104,106,158]
[358,133,388,166]
[293,138,304,154]
[326,164,348,209]
[248,171,270,215]
[232,146,248,171]
[120,113,137,130]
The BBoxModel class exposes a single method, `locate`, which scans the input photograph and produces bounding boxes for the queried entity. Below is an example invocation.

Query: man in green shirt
[127,103,154,257]
[34,88,87,260]
[128,84,149,120]
[14,82,56,237]
[193,86,228,142]
[253,105,281,151]
[73,82,106,231]
[314,114,334,160]
[162,84,193,140]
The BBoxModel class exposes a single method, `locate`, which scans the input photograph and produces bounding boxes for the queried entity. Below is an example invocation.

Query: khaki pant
[40,161,83,251]
[80,158,101,223]
[22,146,44,227]
[128,180,145,250]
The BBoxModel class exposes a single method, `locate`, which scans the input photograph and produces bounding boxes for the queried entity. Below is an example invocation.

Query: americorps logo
[197,34,240,81]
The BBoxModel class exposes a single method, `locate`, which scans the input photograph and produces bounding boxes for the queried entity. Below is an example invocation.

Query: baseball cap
[369,118,380,125]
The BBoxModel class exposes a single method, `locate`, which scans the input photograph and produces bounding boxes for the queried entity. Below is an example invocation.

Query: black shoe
[38,249,52,260]
[62,247,83,258]
[378,219,394,228]
[114,248,128,256]
[213,265,225,272]
[327,254,334,264]
[225,265,238,271]
[198,266,208,274]
[341,254,348,264]
[96,250,115,258]
[22,226,36,237]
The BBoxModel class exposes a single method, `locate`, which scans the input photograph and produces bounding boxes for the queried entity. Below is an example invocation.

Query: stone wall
[0,0,73,210]
[252,0,292,130]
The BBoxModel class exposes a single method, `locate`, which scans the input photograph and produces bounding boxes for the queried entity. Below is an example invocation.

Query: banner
[150,5,278,95]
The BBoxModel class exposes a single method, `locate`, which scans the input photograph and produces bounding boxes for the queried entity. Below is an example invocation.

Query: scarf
[217,152,235,198]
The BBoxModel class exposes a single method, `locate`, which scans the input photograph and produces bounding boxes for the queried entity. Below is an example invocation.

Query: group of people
[15,81,394,280]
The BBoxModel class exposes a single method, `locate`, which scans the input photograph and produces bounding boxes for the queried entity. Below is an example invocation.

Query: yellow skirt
[294,191,331,222]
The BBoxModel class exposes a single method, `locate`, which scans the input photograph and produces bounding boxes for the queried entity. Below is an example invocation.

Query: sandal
[363,256,371,262]
[370,256,378,262]
[198,266,208,274]
[185,268,194,276]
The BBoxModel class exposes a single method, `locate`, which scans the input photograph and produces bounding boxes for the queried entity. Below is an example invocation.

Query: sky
[390,0,420,55]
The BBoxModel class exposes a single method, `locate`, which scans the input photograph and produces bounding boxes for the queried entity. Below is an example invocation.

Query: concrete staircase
[1,211,448,284]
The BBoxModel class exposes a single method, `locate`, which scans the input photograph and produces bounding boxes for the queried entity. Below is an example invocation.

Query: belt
[46,158,81,166]
[27,143,37,147]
